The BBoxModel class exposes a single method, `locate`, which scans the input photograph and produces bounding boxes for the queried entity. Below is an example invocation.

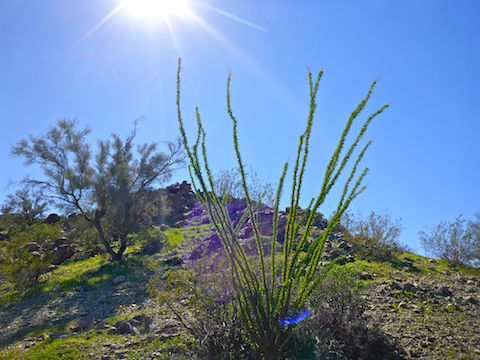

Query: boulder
[237,208,287,243]
[130,314,153,333]
[44,213,61,225]
[108,320,137,335]
[51,242,74,265]
[360,271,373,280]
[155,181,197,225]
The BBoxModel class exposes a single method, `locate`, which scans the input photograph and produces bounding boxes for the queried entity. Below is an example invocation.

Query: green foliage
[12,119,185,260]
[136,226,165,254]
[343,210,404,261]
[164,228,183,248]
[0,337,87,360]
[0,224,61,291]
[66,215,102,257]
[419,214,478,267]
[176,58,388,357]
[1,187,47,226]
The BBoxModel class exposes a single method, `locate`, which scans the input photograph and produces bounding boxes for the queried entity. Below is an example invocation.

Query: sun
[120,0,192,21]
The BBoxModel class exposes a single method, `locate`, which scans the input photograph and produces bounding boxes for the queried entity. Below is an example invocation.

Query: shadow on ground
[0,257,151,348]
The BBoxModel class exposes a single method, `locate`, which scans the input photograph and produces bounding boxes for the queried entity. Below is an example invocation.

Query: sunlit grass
[0,332,128,360]
[164,224,212,252]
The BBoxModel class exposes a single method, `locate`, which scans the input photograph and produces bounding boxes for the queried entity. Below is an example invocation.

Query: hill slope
[0,222,479,359]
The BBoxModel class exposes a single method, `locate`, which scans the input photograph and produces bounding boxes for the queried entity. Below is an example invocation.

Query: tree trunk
[116,236,127,260]
[94,220,123,261]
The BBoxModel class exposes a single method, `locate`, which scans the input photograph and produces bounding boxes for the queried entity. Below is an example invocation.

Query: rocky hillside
[0,183,479,359]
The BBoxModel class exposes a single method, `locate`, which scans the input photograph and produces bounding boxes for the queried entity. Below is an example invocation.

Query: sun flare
[121,0,192,21]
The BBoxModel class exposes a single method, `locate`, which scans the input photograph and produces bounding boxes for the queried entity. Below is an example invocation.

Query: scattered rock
[163,252,183,266]
[403,282,417,292]
[360,271,373,280]
[463,295,478,305]
[69,321,88,333]
[391,281,402,290]
[113,275,126,285]
[438,286,453,297]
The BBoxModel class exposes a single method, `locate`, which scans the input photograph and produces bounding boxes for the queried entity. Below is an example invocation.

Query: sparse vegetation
[419,214,478,267]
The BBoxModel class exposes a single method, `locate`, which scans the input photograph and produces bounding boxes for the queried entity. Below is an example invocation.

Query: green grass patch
[0,331,195,360]
[0,333,128,360]
[165,228,183,248]
[163,224,211,253]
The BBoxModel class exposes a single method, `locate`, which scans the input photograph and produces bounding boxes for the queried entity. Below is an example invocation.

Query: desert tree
[419,215,476,266]
[12,119,185,260]
[1,186,47,226]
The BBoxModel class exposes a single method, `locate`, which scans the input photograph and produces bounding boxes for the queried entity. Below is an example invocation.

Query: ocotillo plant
[176,58,388,358]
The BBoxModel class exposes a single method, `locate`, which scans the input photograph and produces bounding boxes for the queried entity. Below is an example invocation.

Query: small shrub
[137,226,165,254]
[148,267,247,358]
[419,215,476,267]
[343,210,403,261]
[294,264,403,359]
[293,264,363,356]
[468,212,480,266]
[0,224,61,291]
[67,215,103,256]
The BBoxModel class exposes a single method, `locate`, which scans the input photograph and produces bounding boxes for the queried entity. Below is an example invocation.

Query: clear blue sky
[1,0,479,254]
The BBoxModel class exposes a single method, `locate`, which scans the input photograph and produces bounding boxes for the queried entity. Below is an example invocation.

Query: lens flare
[279,308,311,326]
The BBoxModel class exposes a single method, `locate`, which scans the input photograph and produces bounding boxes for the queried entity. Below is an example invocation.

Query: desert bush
[214,166,275,205]
[294,264,403,359]
[343,210,403,261]
[137,226,165,255]
[0,224,61,291]
[66,215,104,259]
[176,58,388,358]
[419,215,476,267]
[293,264,363,358]
[468,212,480,266]
[149,267,246,358]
